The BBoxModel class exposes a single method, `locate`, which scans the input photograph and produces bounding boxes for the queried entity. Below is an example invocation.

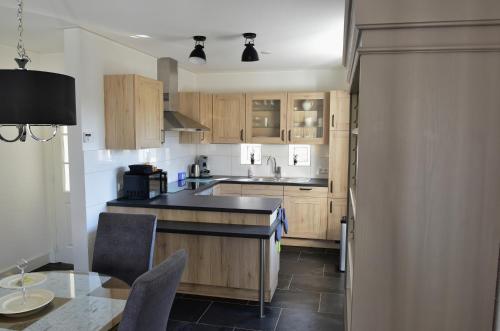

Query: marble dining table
[0,271,130,331]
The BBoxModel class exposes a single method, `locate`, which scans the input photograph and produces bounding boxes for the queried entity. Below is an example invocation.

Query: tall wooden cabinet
[326,91,350,241]
[178,92,213,144]
[104,74,163,149]
[212,93,246,143]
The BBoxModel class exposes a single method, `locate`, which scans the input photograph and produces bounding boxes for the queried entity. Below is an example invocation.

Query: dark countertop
[107,176,327,215]
[156,218,280,239]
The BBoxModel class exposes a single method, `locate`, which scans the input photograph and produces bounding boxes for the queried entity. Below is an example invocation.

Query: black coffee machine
[197,155,211,178]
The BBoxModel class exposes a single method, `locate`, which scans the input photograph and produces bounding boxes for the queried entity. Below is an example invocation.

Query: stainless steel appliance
[189,164,200,178]
[123,165,167,200]
[197,155,211,178]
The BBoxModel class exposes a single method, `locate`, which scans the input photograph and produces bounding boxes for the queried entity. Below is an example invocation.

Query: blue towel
[275,207,289,242]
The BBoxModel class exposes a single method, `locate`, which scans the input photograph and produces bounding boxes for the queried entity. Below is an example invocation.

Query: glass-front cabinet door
[245,93,287,144]
[287,92,329,144]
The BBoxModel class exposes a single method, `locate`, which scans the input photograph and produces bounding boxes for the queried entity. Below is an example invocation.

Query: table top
[0,271,130,331]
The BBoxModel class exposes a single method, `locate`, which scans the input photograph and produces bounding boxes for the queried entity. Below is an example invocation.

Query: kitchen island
[107,178,284,304]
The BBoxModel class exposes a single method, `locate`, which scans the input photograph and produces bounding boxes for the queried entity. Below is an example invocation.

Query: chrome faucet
[266,156,281,179]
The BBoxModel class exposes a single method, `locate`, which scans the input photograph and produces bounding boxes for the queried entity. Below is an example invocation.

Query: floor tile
[319,293,344,316]
[290,274,345,294]
[167,320,234,330]
[324,264,344,278]
[281,245,302,252]
[170,298,212,322]
[200,302,280,331]
[182,293,248,305]
[267,290,320,312]
[33,263,73,272]
[279,259,324,277]
[277,274,292,290]
[280,250,300,261]
[299,252,338,266]
[276,308,344,331]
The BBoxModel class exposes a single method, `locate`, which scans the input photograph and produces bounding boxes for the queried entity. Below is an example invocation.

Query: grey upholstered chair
[118,250,187,331]
[92,212,157,286]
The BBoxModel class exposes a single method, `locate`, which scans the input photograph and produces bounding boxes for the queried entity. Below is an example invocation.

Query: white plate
[0,273,47,289]
[0,289,54,317]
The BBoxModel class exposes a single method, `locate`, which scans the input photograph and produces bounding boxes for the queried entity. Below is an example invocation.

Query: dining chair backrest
[118,249,187,331]
[92,212,157,286]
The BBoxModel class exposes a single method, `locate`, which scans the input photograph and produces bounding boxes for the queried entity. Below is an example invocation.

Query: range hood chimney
[157,57,209,132]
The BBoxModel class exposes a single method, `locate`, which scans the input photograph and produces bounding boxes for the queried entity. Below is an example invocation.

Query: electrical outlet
[318,168,328,175]
[82,131,93,144]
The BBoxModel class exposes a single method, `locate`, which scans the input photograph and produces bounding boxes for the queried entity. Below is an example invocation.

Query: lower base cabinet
[327,198,347,241]
[283,195,328,240]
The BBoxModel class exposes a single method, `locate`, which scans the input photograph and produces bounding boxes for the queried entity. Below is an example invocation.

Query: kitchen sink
[239,177,311,184]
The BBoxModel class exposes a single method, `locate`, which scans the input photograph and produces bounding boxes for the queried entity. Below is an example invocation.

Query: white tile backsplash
[196,143,328,179]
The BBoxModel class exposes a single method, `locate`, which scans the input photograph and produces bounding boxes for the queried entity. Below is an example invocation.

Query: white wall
[196,67,347,92]
[0,45,62,273]
[64,29,198,271]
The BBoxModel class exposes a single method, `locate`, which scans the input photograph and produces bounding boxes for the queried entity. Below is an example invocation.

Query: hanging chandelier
[0,0,76,143]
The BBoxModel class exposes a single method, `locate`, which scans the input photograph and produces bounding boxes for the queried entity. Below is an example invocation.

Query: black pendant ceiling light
[241,33,259,62]
[0,0,76,143]
[189,36,207,65]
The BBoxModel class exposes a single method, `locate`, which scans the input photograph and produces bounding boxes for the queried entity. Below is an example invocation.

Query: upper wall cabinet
[178,92,213,144]
[104,74,163,150]
[329,90,350,131]
[245,93,287,144]
[287,92,329,144]
[212,93,246,144]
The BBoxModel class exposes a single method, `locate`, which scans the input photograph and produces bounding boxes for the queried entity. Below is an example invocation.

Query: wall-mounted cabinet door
[179,92,213,144]
[328,130,349,199]
[329,90,350,131]
[104,74,163,150]
[212,93,246,144]
[327,198,347,241]
[283,195,328,239]
[287,92,329,144]
[245,93,287,144]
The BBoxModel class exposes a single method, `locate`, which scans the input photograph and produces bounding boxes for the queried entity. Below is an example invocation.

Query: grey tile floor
[167,246,345,331]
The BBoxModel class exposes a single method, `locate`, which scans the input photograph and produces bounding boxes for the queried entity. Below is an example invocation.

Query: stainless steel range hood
[158,57,209,132]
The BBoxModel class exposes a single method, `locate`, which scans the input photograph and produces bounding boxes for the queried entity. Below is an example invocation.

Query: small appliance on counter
[188,164,200,178]
[197,155,211,178]
[123,164,167,200]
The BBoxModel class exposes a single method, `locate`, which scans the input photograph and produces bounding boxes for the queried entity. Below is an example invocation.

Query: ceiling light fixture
[189,36,207,65]
[241,33,259,62]
[130,34,151,39]
[0,0,76,143]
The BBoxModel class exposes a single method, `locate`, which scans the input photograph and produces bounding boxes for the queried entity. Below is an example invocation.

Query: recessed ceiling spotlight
[241,33,259,62]
[130,34,151,39]
[189,36,207,65]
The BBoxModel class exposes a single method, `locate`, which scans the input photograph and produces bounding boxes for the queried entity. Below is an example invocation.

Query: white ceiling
[0,0,345,73]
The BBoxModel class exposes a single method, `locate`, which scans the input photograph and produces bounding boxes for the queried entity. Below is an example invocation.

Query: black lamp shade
[189,45,206,64]
[0,69,76,125]
[242,44,259,62]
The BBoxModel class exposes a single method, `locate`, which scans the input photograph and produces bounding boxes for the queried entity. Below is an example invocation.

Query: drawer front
[284,186,328,198]
[242,184,284,197]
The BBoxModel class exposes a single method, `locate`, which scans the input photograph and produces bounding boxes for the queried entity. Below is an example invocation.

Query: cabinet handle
[330,200,333,213]
[331,114,335,128]
[299,187,312,191]
[281,129,284,142]
[330,180,333,193]
[240,129,244,141]
[288,130,291,142]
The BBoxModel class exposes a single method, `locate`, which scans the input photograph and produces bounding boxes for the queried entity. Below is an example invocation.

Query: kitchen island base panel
[154,232,279,302]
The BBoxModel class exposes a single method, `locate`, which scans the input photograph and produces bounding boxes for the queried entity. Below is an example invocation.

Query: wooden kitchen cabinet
[212,184,242,196]
[283,194,328,240]
[327,198,347,241]
[328,130,349,198]
[212,93,246,143]
[286,92,329,144]
[104,74,163,149]
[329,90,350,131]
[241,184,284,199]
[178,92,213,144]
[245,93,287,144]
